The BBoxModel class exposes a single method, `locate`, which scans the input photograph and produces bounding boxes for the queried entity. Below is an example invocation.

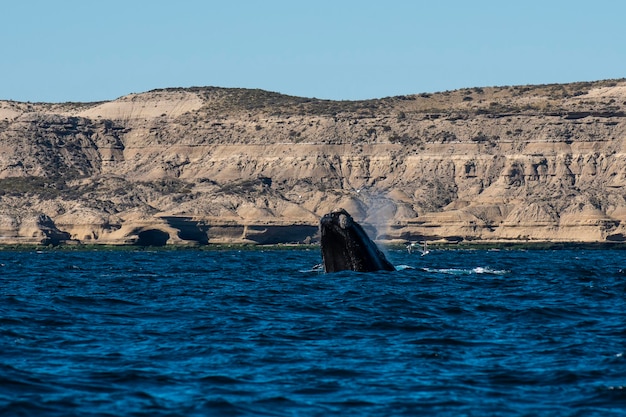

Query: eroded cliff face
[1,81,626,245]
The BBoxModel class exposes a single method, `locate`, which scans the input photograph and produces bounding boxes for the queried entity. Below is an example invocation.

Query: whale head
[319,208,395,273]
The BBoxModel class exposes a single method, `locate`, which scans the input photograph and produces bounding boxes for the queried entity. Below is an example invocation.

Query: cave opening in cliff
[135,229,170,246]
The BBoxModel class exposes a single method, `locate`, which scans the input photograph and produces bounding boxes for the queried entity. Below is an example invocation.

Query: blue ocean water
[1,248,625,416]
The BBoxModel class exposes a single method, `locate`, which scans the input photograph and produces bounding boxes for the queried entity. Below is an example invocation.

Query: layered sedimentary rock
[1,80,625,245]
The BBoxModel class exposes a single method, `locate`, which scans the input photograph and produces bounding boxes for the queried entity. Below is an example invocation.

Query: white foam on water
[422,266,510,276]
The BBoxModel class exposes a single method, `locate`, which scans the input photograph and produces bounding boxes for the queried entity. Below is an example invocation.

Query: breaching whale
[319,208,395,273]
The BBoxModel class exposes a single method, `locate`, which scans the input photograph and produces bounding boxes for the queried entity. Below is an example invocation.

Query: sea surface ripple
[1,248,626,416]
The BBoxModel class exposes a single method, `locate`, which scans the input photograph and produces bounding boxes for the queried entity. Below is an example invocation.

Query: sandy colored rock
[1,80,626,245]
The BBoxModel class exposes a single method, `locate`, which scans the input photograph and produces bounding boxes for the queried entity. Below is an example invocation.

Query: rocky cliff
[1,80,626,245]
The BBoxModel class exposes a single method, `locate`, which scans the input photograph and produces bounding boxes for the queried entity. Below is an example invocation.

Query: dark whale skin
[320,208,395,273]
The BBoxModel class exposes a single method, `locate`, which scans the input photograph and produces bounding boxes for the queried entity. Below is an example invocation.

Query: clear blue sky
[2,0,625,103]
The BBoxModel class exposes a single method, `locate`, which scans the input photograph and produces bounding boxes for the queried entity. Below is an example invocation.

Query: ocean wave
[1,249,626,416]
